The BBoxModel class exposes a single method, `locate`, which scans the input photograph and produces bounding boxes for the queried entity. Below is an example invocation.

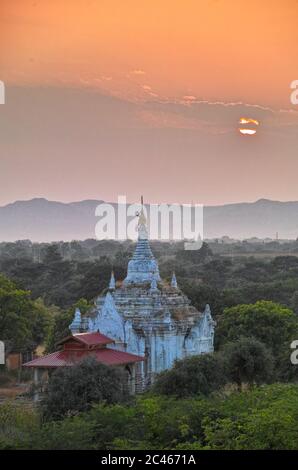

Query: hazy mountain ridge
[1,198,298,242]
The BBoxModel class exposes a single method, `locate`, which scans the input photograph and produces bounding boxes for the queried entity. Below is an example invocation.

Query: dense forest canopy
[1,240,298,315]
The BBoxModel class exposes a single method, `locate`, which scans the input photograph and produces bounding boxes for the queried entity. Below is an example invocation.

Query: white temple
[70,206,215,389]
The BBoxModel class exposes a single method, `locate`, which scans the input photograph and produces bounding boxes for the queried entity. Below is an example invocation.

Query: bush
[216,300,298,379]
[0,401,39,449]
[2,384,298,450]
[202,384,298,450]
[40,357,130,420]
[221,336,274,389]
[153,353,227,397]
[33,415,95,449]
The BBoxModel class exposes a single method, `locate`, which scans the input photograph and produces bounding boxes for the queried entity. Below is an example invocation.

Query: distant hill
[0,198,298,242]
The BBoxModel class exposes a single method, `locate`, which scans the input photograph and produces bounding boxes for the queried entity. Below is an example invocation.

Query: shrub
[153,353,227,397]
[221,336,274,389]
[40,357,130,420]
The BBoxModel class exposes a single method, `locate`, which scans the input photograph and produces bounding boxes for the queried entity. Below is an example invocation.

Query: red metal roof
[58,332,114,347]
[23,348,144,368]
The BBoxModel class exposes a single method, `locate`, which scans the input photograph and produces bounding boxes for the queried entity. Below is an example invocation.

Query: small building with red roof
[23,332,144,399]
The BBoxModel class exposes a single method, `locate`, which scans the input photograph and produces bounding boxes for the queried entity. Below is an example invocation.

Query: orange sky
[1,0,297,107]
[0,1,298,207]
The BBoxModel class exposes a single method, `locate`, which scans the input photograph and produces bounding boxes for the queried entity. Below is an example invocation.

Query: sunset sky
[0,0,298,205]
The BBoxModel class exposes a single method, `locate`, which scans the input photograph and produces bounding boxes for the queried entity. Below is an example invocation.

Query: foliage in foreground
[153,337,275,397]
[1,384,298,450]
[40,357,130,420]
[0,401,39,449]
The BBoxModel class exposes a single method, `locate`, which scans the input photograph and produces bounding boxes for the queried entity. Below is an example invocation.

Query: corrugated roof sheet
[58,332,114,347]
[23,348,144,368]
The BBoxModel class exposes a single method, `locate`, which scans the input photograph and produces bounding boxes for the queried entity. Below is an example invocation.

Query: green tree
[45,298,92,353]
[153,353,227,398]
[0,401,39,449]
[290,290,298,314]
[3,384,298,450]
[216,300,298,378]
[41,357,130,420]
[202,384,298,450]
[222,337,274,390]
[42,244,63,264]
[33,416,94,450]
[0,274,51,354]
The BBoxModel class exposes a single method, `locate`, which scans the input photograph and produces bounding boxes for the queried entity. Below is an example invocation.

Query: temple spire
[171,272,178,289]
[69,307,81,334]
[124,196,161,285]
[137,195,148,240]
[150,277,158,291]
[150,272,159,292]
[109,270,116,290]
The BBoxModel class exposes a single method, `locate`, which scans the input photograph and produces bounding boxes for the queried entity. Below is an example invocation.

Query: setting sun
[239,129,257,135]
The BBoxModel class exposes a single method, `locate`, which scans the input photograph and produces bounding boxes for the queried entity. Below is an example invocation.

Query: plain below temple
[69,206,215,390]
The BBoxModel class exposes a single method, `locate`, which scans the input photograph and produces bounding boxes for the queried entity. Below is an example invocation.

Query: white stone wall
[87,295,215,384]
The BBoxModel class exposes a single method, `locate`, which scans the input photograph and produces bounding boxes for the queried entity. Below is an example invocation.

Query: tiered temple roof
[123,206,161,285]
[23,332,144,368]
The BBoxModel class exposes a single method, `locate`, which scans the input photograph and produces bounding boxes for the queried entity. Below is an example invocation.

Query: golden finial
[136,195,146,225]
